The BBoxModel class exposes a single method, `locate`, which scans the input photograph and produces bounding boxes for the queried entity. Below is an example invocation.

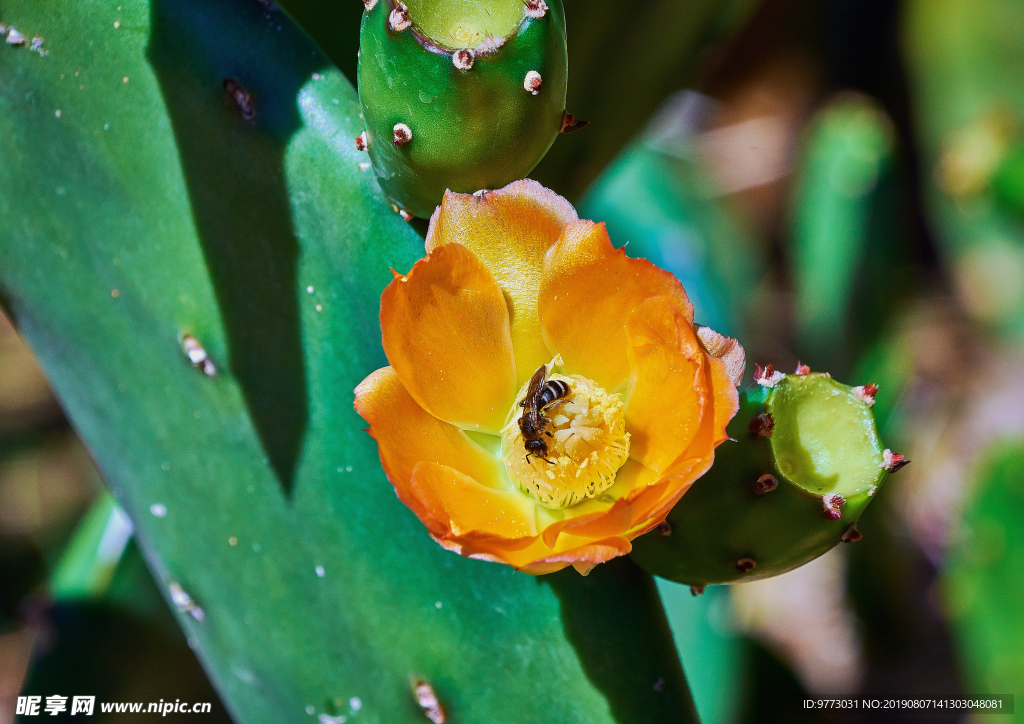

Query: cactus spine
[632,369,902,585]
[357,0,568,218]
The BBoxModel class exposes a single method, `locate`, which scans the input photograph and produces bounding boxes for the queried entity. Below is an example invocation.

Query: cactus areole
[631,371,893,585]
[357,0,568,218]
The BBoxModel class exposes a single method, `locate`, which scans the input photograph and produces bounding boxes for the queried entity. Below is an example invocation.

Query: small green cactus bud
[631,368,904,586]
[357,0,568,218]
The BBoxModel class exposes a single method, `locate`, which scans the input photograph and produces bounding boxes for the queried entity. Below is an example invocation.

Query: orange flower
[355,180,742,575]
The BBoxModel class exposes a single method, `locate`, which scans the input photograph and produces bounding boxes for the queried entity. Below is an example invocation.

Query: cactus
[790,96,896,370]
[0,0,699,721]
[632,369,900,585]
[50,492,134,601]
[991,143,1024,215]
[657,579,744,724]
[356,0,567,218]
[942,441,1024,703]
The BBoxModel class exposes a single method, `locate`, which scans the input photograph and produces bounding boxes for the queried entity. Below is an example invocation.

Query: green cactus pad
[943,441,1024,702]
[631,372,892,586]
[357,0,567,218]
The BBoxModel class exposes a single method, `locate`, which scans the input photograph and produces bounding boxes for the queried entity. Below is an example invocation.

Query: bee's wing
[524,365,547,404]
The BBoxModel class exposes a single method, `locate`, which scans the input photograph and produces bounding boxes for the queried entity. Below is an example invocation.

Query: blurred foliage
[533,0,761,199]
[581,90,762,338]
[790,96,897,371]
[904,0,1024,339]
[943,442,1024,703]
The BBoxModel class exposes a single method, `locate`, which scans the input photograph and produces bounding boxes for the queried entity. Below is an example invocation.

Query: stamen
[500,368,630,509]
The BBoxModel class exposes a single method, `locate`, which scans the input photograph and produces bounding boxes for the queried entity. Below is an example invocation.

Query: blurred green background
[3,0,1023,721]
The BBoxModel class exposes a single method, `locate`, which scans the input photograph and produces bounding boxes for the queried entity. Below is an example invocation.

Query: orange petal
[381,243,516,432]
[627,393,725,531]
[519,538,633,576]
[626,462,704,531]
[425,180,578,386]
[624,296,708,475]
[539,221,695,392]
[410,461,538,540]
[354,367,509,535]
[708,355,741,446]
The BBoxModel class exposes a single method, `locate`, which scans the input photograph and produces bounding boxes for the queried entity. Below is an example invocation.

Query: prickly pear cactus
[0,0,698,721]
[943,441,1024,702]
[632,369,900,586]
[791,96,895,368]
[357,0,568,218]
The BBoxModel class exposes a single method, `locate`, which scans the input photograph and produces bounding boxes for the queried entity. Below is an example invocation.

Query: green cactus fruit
[632,369,902,586]
[357,0,568,218]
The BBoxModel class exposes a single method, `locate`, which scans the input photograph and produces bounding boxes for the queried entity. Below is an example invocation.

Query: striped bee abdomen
[538,380,570,408]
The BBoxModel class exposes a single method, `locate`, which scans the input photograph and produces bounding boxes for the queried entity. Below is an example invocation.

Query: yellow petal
[381,243,516,432]
[624,296,708,475]
[424,180,578,387]
[539,221,694,392]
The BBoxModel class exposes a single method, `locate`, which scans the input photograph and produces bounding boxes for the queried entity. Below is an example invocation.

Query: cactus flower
[354,181,741,575]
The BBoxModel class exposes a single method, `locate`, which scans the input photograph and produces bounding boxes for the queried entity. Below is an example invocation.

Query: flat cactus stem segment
[631,373,890,586]
[0,0,694,721]
[357,0,567,217]
[942,442,1024,702]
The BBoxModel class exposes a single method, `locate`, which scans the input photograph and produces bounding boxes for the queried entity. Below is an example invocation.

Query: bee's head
[524,438,547,453]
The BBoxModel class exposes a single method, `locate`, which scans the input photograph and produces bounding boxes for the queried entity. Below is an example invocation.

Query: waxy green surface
[632,374,888,585]
[943,441,1024,706]
[357,0,567,218]
[0,0,697,721]
[791,97,895,369]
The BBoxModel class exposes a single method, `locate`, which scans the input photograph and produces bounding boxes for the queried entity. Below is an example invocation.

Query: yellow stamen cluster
[501,371,630,509]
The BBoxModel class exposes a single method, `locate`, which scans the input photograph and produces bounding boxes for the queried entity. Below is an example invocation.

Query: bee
[518,365,571,464]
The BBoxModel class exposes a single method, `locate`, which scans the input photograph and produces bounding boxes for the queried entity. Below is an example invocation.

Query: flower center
[500,370,630,509]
